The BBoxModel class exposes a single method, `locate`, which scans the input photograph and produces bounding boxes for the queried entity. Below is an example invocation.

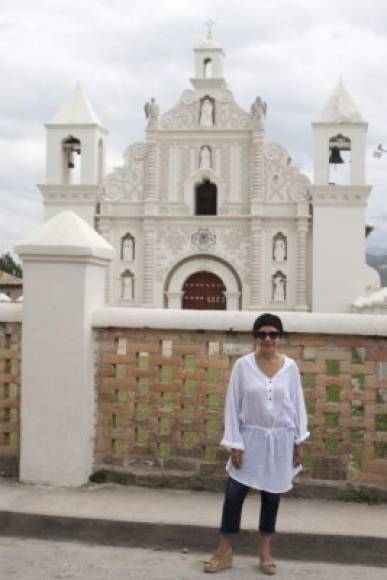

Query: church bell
[329,146,345,164]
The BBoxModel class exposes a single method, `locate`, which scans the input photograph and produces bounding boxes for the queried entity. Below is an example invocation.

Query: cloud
[2,0,387,253]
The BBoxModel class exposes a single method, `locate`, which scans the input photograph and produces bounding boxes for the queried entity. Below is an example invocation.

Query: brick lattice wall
[0,322,21,475]
[95,329,387,486]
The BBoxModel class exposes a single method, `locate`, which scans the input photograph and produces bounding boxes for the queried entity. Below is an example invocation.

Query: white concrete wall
[16,211,114,487]
[312,204,366,313]
[92,306,387,337]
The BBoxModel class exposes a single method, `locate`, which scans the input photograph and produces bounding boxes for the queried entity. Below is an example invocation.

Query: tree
[0,253,23,278]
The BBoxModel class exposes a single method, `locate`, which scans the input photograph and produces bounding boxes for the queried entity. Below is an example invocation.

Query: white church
[39,32,381,313]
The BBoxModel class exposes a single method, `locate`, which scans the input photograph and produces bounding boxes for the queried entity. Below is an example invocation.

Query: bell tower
[39,84,108,225]
[190,21,227,90]
[310,80,372,312]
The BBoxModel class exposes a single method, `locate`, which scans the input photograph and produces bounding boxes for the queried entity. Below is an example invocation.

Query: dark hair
[253,313,284,337]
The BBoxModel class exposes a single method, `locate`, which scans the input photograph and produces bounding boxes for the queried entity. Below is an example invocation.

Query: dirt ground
[0,536,386,580]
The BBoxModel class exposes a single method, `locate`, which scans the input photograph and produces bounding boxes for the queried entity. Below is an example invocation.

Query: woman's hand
[230,448,243,469]
[293,444,303,467]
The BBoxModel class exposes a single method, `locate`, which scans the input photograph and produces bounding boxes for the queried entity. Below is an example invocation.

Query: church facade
[39,34,378,313]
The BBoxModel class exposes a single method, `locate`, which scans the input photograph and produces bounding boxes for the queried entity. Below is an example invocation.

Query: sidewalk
[0,477,386,567]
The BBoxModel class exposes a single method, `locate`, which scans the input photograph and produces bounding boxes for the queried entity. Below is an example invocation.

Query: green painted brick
[184,356,197,370]
[10,408,18,423]
[302,374,316,389]
[113,414,125,428]
[136,429,148,444]
[182,431,199,447]
[351,451,363,470]
[136,403,150,420]
[206,367,220,383]
[326,360,340,376]
[326,385,341,402]
[206,419,219,434]
[137,378,150,395]
[159,417,172,433]
[10,359,19,374]
[115,364,126,379]
[158,443,171,458]
[204,446,217,461]
[305,399,315,414]
[325,438,339,456]
[301,454,314,469]
[208,394,222,409]
[181,406,194,422]
[112,439,124,453]
[184,380,197,396]
[350,428,364,443]
[118,389,129,403]
[9,432,18,447]
[351,401,365,416]
[325,412,340,428]
[161,366,173,381]
[351,375,365,391]
[138,353,149,368]
[163,392,175,407]
[374,442,387,458]
[351,348,363,364]
[375,414,387,431]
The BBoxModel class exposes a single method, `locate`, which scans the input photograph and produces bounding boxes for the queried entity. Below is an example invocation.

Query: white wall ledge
[92,307,387,337]
[0,304,23,323]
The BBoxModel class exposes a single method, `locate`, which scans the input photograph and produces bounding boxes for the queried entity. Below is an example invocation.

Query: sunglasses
[255,331,282,340]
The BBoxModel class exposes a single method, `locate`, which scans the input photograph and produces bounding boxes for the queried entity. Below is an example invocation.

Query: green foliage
[0,253,22,278]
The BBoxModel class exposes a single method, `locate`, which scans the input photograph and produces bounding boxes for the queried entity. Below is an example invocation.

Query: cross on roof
[204,19,216,39]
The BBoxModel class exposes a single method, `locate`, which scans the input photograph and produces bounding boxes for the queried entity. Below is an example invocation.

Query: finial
[204,19,216,40]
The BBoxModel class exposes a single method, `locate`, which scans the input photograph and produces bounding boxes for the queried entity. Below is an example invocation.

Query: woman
[204,313,309,575]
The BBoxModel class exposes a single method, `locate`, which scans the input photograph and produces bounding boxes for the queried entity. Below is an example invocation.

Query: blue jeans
[220,477,281,535]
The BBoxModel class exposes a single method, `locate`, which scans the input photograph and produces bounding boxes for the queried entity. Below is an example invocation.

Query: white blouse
[221,353,310,493]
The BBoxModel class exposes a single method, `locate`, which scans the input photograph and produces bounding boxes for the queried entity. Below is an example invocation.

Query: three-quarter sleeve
[220,362,245,450]
[290,362,310,445]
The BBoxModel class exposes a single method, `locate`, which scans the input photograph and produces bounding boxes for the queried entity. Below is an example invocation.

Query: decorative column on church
[295,217,309,310]
[95,216,112,303]
[142,129,158,306]
[249,129,265,308]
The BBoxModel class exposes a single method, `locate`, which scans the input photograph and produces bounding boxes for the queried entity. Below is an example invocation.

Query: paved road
[0,536,386,579]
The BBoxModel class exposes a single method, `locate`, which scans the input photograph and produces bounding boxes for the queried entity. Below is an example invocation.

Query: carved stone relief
[272,270,287,302]
[264,143,310,203]
[191,228,216,251]
[103,143,146,201]
[159,88,252,131]
[272,232,287,262]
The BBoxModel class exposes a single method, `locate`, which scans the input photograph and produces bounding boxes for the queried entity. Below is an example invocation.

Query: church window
[121,233,135,261]
[195,180,217,215]
[203,58,213,78]
[62,135,81,184]
[329,134,351,185]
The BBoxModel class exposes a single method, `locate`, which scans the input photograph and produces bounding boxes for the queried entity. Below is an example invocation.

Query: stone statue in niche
[273,234,287,262]
[121,270,134,300]
[250,96,267,129]
[121,234,135,261]
[199,97,214,128]
[144,97,159,128]
[199,146,212,170]
[272,272,286,303]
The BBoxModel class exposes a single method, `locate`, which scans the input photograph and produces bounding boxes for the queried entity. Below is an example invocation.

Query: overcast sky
[2,0,387,255]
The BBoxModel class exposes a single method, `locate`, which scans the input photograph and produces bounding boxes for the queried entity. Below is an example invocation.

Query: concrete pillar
[16,211,114,486]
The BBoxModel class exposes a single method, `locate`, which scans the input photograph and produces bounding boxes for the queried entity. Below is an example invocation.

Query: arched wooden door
[182,271,226,310]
